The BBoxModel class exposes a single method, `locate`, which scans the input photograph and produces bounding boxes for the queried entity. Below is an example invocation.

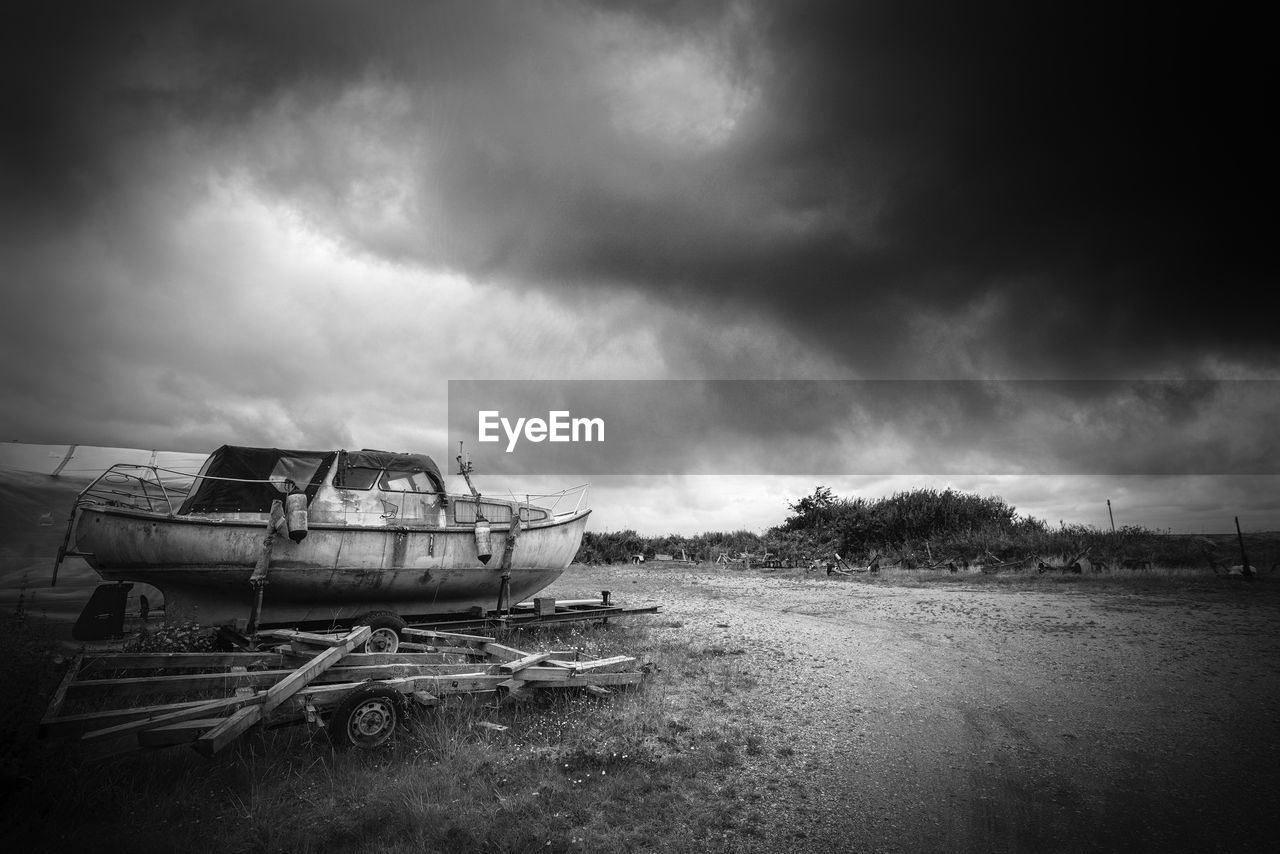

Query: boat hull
[72,507,589,626]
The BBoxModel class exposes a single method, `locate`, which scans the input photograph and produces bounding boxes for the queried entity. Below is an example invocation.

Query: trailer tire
[355,611,405,654]
[329,684,404,749]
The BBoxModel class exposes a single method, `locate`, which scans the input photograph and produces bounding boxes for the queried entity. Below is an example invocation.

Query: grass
[0,615,769,854]
[808,562,1278,594]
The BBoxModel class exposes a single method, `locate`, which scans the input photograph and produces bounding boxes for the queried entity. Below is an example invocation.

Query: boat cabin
[178,445,549,528]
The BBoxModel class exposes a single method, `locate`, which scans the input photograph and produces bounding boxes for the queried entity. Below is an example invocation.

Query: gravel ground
[546,565,1280,853]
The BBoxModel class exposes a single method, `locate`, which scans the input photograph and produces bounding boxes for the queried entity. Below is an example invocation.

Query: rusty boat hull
[73,507,588,625]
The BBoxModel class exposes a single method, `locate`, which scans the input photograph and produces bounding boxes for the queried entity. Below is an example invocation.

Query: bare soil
[547,565,1280,853]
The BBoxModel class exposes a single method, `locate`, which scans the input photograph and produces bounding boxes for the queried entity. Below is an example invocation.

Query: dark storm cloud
[553,2,1278,377]
[3,1,1274,384]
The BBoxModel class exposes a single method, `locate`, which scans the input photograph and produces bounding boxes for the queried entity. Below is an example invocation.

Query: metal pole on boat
[497,572,511,615]
[246,500,287,642]
[496,510,523,615]
[457,442,482,501]
[458,442,494,564]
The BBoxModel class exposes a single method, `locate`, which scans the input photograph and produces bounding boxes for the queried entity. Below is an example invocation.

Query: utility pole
[1235,516,1255,577]
[1107,499,1115,533]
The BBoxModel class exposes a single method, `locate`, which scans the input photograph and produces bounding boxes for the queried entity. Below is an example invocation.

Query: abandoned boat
[56,445,589,634]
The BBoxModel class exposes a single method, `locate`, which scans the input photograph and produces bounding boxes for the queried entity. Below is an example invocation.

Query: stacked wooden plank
[40,626,644,757]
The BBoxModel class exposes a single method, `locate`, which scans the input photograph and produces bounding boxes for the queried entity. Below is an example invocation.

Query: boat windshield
[333,449,445,493]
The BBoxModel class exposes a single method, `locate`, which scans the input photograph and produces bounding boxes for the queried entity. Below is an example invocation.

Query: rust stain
[392,528,408,569]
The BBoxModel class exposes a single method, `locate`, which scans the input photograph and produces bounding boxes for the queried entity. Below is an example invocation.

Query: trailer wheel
[355,611,405,654]
[329,685,404,749]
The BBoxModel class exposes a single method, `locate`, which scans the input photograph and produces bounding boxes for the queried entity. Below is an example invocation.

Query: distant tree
[781,486,844,532]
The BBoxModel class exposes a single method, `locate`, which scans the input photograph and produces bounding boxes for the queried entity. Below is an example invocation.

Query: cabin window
[453,500,514,524]
[336,466,381,490]
[268,457,325,494]
[333,450,444,493]
[379,470,438,493]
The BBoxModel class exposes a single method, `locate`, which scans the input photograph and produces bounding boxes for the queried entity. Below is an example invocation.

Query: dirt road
[548,566,1280,852]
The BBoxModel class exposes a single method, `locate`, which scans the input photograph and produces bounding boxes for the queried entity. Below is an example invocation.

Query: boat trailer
[41,623,649,758]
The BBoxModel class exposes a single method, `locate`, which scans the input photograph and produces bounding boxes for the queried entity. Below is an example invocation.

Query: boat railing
[75,464,198,516]
[76,464,284,518]
[521,483,590,518]
[76,464,591,522]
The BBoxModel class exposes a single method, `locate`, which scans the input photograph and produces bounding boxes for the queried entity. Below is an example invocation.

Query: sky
[1,1,1276,535]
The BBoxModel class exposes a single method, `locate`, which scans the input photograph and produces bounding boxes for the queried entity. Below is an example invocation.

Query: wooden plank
[498,652,551,674]
[40,652,83,728]
[526,673,643,689]
[195,706,263,756]
[543,655,633,673]
[480,642,530,662]
[136,718,227,748]
[323,662,489,679]
[260,628,354,647]
[42,698,218,739]
[67,670,282,699]
[81,695,259,744]
[439,647,491,658]
[81,652,287,671]
[289,673,504,709]
[262,626,370,714]
[506,668,643,686]
[290,640,321,656]
[401,628,496,645]
[301,651,458,666]
[564,656,636,674]
[404,674,507,695]
[67,658,481,700]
